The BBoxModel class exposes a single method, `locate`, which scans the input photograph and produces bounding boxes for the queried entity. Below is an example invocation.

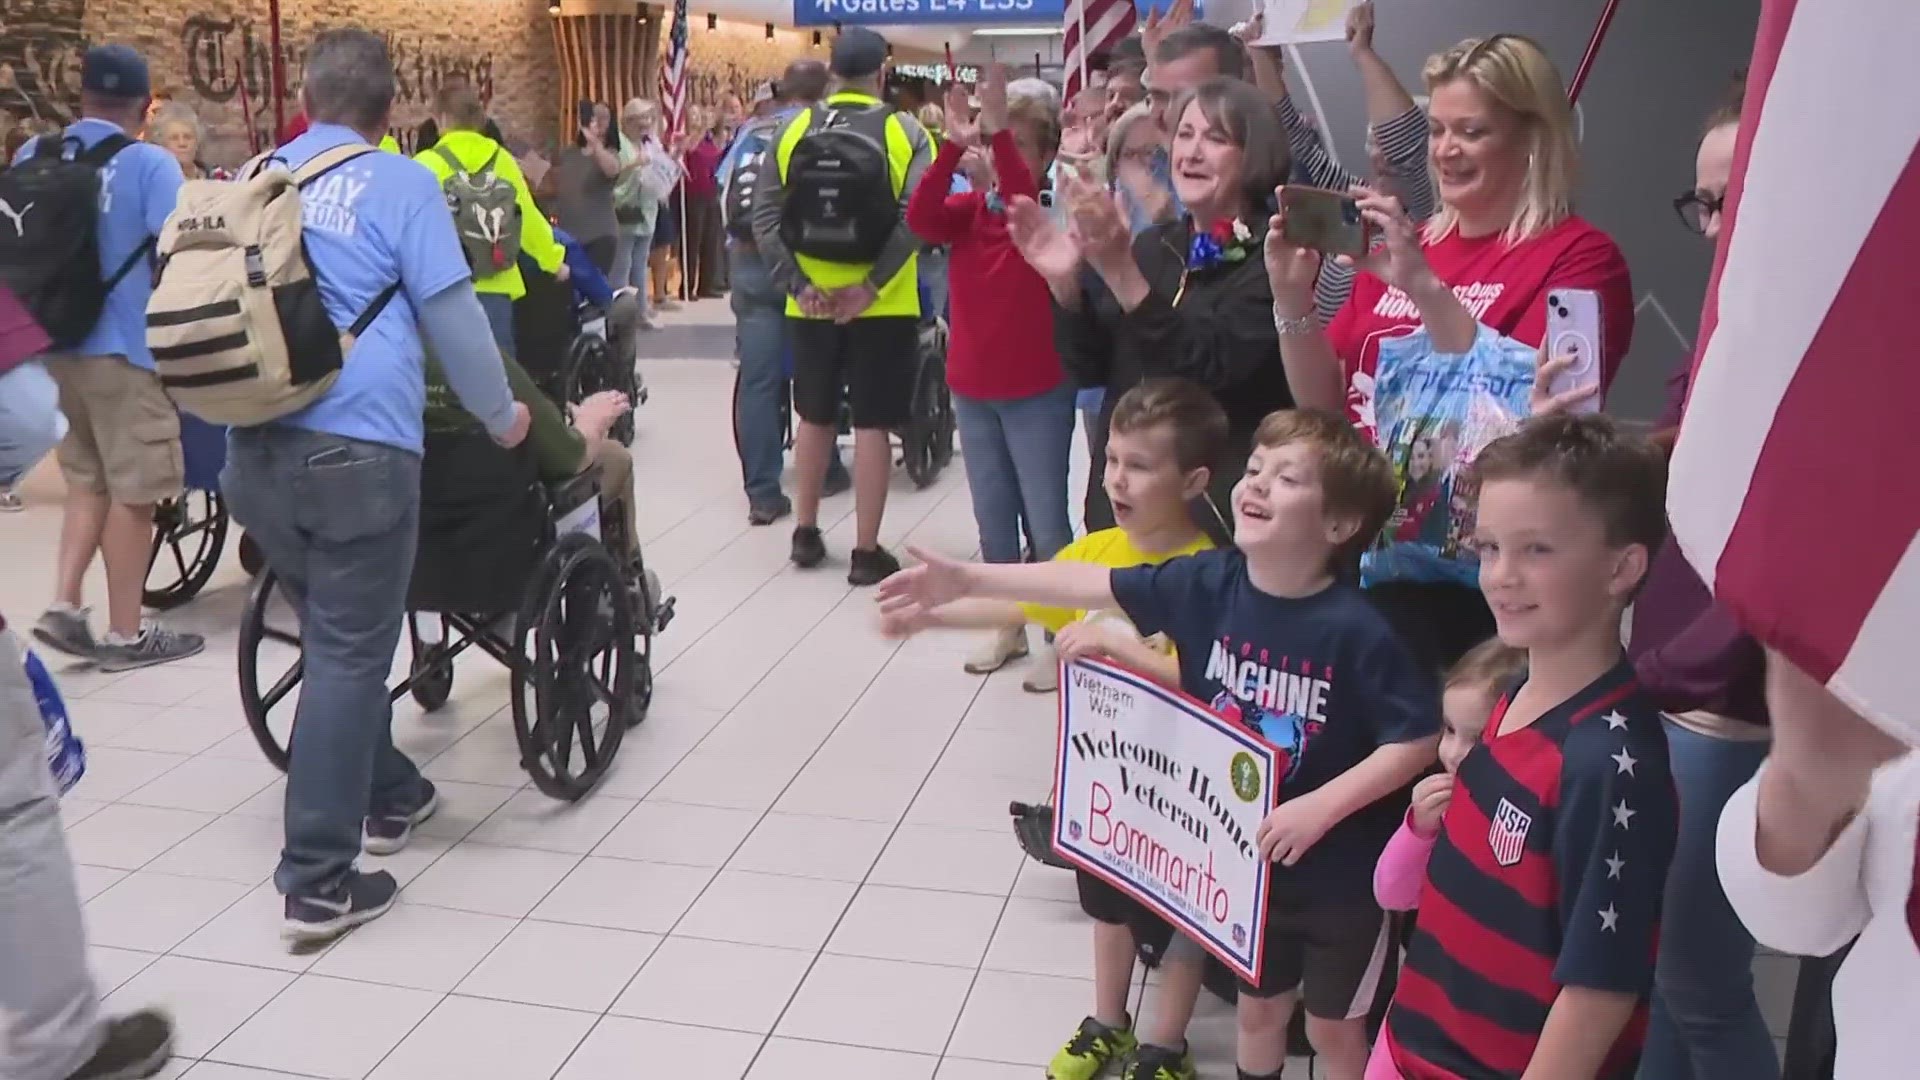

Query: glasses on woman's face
[1117,143,1159,167]
[1673,190,1725,234]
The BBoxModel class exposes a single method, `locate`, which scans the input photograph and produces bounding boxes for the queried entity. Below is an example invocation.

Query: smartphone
[1280,186,1374,260]
[576,101,596,128]
[1543,289,1604,413]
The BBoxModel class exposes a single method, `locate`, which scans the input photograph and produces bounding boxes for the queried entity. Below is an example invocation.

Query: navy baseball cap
[830,27,889,80]
[81,45,151,99]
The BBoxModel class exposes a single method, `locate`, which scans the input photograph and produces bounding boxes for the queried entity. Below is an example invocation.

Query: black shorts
[788,315,919,429]
[1076,869,1176,953]
[1241,885,1395,1018]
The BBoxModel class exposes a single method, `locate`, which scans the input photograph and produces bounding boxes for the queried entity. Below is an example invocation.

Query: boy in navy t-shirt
[881,409,1440,1080]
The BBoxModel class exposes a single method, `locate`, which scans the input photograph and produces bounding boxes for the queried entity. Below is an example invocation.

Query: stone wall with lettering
[0,0,89,146]
[676,20,820,116]
[44,0,559,165]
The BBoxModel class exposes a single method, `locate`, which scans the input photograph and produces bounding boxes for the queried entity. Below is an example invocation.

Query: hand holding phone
[1538,289,1604,414]
[1279,186,1375,260]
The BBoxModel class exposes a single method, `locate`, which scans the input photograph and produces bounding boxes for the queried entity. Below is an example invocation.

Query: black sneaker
[748,495,792,526]
[283,869,399,945]
[847,546,901,587]
[1012,801,1073,868]
[791,525,827,569]
[364,781,439,856]
[64,1008,173,1080]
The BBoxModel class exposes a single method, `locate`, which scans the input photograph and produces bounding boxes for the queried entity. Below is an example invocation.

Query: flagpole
[1075,0,1088,94]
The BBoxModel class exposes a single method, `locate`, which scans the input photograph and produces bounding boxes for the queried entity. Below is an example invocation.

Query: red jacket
[906,130,1064,401]
[0,284,49,379]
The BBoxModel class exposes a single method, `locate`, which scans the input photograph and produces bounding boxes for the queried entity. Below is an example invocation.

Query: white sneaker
[1022,641,1060,693]
[964,625,1029,674]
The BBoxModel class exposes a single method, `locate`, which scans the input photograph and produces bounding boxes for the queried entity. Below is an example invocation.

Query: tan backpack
[146,145,399,426]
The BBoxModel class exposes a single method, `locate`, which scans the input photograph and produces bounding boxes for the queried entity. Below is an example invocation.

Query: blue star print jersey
[1383,661,1678,1080]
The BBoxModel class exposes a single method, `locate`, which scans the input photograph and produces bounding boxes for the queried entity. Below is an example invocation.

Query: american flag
[658,0,691,144]
[1063,0,1137,102]
[1669,0,1920,745]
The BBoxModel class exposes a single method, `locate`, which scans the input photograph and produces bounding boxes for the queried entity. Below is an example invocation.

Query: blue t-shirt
[550,227,613,308]
[272,124,472,453]
[1111,548,1440,897]
[14,120,183,370]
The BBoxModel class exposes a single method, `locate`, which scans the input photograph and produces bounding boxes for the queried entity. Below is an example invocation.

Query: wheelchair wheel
[407,614,455,712]
[510,533,635,801]
[238,570,301,772]
[144,490,228,609]
[237,531,265,575]
[564,331,636,446]
[730,368,795,456]
[899,330,954,490]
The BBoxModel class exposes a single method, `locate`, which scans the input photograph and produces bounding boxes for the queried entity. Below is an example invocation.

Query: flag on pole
[1669,0,1920,744]
[1063,0,1136,101]
[659,0,691,144]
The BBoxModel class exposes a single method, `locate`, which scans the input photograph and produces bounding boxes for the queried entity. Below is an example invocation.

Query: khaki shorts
[48,355,184,506]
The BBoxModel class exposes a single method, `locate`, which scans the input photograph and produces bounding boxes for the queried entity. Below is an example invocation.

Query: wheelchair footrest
[651,595,676,635]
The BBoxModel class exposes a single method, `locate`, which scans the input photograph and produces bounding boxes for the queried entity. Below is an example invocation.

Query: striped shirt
[1384,661,1677,1079]
[1276,97,1434,324]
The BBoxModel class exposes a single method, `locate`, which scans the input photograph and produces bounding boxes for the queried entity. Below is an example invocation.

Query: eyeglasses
[1673,190,1725,234]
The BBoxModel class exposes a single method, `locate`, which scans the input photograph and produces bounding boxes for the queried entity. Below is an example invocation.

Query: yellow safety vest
[774,91,919,320]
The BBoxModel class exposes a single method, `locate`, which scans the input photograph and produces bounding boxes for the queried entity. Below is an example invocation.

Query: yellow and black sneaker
[1047,1016,1138,1080]
[1120,1042,1198,1080]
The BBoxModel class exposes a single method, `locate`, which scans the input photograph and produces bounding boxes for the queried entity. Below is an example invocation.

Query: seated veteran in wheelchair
[423,347,662,621]
[512,227,647,427]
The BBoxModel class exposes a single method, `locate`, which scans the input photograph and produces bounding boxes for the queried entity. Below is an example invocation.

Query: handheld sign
[1054,658,1277,983]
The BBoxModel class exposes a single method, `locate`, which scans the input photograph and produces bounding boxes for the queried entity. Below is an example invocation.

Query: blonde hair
[1421,34,1577,246]
[917,103,945,130]
[1007,92,1062,156]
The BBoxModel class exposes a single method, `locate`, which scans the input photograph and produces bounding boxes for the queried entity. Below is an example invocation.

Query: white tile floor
[2,300,1801,1079]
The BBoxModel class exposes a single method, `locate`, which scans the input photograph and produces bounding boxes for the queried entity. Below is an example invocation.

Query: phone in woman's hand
[1280,186,1374,259]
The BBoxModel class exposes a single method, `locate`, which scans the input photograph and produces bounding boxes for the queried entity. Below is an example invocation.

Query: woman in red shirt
[906,66,1072,676]
[1266,33,1634,670]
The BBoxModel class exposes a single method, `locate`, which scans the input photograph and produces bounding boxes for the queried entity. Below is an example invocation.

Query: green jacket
[425,353,584,481]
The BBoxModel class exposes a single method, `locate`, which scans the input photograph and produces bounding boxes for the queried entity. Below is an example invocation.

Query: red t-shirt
[1326,215,1633,440]
[682,134,723,199]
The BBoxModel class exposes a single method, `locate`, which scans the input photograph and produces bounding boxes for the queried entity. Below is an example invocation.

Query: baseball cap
[830,27,889,80]
[81,45,151,99]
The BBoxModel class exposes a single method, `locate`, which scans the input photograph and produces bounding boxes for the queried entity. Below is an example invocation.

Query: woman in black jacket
[1009,77,1293,532]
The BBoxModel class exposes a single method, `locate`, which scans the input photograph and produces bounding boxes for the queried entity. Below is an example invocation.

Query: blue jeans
[221,426,432,897]
[477,292,515,359]
[0,361,64,487]
[731,244,844,505]
[1638,719,1777,1080]
[953,383,1076,564]
[609,232,654,318]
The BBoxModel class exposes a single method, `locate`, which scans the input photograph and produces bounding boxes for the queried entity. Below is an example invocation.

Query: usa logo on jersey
[1489,797,1532,868]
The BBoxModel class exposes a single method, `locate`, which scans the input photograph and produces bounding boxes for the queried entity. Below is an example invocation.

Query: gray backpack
[431,145,522,275]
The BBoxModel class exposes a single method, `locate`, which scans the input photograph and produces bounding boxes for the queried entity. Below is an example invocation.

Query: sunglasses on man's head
[1673,190,1725,234]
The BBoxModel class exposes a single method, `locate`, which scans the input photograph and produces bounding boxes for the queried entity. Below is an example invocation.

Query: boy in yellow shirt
[880,378,1227,1080]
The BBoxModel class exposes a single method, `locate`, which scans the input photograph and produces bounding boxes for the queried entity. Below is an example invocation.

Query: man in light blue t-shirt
[11,45,206,674]
[217,27,530,945]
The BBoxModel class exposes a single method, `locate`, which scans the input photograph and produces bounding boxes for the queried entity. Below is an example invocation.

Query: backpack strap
[348,283,401,339]
[77,134,133,167]
[102,237,156,294]
[290,144,379,189]
[430,144,465,177]
[478,149,500,177]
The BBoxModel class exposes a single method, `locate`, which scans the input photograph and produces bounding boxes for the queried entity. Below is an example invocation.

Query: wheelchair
[144,412,231,609]
[515,259,642,447]
[236,433,675,801]
[729,283,956,490]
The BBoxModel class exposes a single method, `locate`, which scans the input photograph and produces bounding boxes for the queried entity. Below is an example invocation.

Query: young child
[882,378,1225,1080]
[881,408,1441,1080]
[1378,412,1679,1080]
[1371,638,1528,914]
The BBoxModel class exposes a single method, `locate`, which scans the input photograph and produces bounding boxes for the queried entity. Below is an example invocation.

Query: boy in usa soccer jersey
[1379,413,1679,1080]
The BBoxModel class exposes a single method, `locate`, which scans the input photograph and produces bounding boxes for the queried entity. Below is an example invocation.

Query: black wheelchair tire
[628,551,657,728]
[237,532,265,576]
[144,490,229,609]
[899,326,954,490]
[510,533,634,801]
[564,332,636,446]
[407,614,455,712]
[238,570,297,773]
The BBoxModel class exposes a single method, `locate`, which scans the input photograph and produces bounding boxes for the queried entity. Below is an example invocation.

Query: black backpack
[778,103,900,264]
[0,134,152,350]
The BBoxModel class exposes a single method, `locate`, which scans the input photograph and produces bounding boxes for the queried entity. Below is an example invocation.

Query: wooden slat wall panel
[551,4,661,145]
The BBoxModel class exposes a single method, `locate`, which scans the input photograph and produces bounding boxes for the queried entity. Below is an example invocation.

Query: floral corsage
[1188,217,1255,270]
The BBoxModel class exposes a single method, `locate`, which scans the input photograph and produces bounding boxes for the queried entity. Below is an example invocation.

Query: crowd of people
[0,3,1912,1079]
